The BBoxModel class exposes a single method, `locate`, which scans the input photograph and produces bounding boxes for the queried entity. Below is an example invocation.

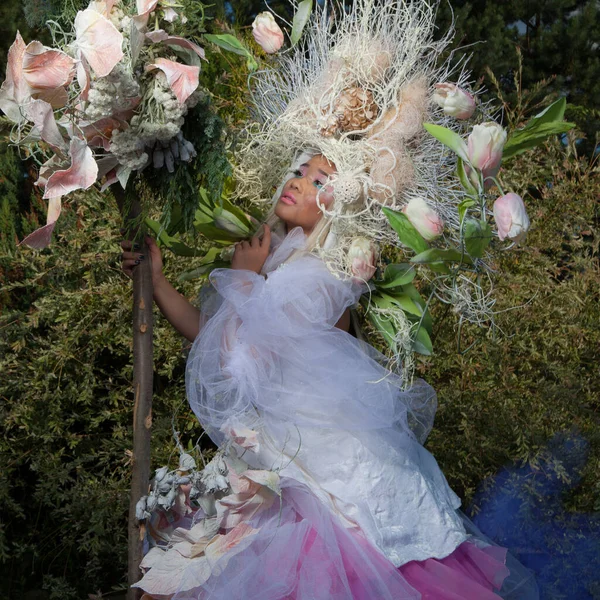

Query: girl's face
[274,155,336,234]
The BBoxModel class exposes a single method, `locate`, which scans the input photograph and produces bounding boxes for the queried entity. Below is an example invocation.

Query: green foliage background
[0,0,598,598]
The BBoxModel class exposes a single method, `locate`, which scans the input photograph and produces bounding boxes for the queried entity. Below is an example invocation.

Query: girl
[121,154,538,599]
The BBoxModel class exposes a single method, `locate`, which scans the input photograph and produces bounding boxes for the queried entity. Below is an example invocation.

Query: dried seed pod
[153,149,164,169]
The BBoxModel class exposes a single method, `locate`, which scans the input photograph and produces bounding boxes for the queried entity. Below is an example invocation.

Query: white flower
[433,83,476,119]
[493,193,530,243]
[348,237,377,281]
[252,12,284,54]
[402,197,444,241]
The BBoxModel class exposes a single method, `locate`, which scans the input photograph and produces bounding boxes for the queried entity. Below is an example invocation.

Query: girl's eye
[313,180,324,189]
[293,169,304,177]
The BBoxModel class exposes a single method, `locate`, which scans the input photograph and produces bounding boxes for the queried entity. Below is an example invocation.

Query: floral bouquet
[0,0,244,248]
[361,91,574,369]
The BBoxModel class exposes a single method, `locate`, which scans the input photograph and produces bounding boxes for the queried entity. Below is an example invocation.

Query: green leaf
[377,263,416,289]
[456,157,478,197]
[193,222,245,245]
[377,291,422,317]
[204,33,257,69]
[220,196,252,229]
[412,325,433,355]
[177,248,227,281]
[366,310,398,352]
[504,121,575,160]
[463,219,492,258]
[504,99,575,161]
[529,97,567,127]
[411,248,473,266]
[204,33,249,56]
[457,198,477,224]
[402,283,433,333]
[145,219,204,257]
[382,207,429,254]
[291,0,313,46]
[423,123,468,161]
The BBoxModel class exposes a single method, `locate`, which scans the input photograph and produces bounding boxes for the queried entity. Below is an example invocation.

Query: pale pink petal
[0,32,29,121]
[139,547,165,571]
[145,32,206,62]
[32,86,70,109]
[96,155,120,179]
[133,0,159,29]
[163,36,206,61]
[145,58,199,104]
[145,29,169,43]
[224,426,260,452]
[137,0,158,14]
[82,117,122,150]
[225,467,258,496]
[22,41,75,91]
[35,155,62,188]
[88,0,119,17]
[74,9,124,77]
[19,197,61,249]
[242,469,281,495]
[100,169,118,192]
[44,137,98,199]
[132,549,210,595]
[162,7,179,22]
[170,518,220,547]
[25,99,67,154]
[205,523,258,562]
[76,53,91,101]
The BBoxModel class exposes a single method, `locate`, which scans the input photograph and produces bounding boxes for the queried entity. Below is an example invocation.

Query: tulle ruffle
[135,477,522,599]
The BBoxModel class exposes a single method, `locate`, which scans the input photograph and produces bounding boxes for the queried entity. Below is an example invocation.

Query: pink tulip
[402,197,444,241]
[432,83,476,119]
[252,12,284,54]
[467,122,507,186]
[348,237,377,281]
[493,193,530,243]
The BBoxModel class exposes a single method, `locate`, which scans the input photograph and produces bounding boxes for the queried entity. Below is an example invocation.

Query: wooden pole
[113,186,154,599]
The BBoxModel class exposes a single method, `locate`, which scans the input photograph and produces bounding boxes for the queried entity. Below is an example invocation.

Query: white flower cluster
[85,64,140,121]
[110,128,149,171]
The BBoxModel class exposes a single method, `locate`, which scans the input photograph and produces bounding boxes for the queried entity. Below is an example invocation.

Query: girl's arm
[121,236,201,342]
[152,274,201,342]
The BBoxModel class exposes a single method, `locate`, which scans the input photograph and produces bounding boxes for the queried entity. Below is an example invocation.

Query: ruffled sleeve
[209,255,362,338]
[186,250,365,439]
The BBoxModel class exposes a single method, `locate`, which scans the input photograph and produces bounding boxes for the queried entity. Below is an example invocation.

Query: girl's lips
[280,193,296,205]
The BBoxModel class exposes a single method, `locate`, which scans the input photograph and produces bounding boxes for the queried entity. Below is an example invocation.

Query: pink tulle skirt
[137,477,531,599]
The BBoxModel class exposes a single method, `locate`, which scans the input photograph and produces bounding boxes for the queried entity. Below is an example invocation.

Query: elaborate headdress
[234,0,481,277]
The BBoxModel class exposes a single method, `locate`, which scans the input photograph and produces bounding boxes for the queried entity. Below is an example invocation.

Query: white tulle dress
[136,226,539,599]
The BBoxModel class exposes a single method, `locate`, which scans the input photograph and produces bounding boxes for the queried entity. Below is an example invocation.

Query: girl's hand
[231,224,271,274]
[120,235,165,287]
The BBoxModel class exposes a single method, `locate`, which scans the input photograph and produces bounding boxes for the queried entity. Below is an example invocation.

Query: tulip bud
[432,83,476,119]
[252,12,284,54]
[402,197,444,241]
[467,122,507,186]
[493,193,530,243]
[348,237,377,281]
